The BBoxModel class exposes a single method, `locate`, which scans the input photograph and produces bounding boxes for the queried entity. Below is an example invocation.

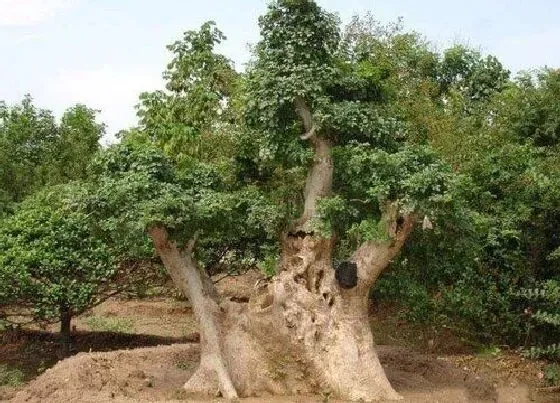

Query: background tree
[332,14,560,354]
[375,45,560,346]
[0,185,116,351]
[0,96,58,210]
[52,105,106,182]
[0,181,163,352]
[137,21,239,164]
[0,97,103,214]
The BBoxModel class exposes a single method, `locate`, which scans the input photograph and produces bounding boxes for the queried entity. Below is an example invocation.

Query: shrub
[0,365,24,387]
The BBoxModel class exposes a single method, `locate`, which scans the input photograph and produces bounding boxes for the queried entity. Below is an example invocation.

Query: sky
[1,0,559,142]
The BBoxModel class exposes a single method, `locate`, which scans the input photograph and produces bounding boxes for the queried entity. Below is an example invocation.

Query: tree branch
[148,225,237,399]
[212,267,251,284]
[292,97,333,230]
[300,125,317,140]
[186,231,200,253]
[353,209,417,288]
[294,96,316,139]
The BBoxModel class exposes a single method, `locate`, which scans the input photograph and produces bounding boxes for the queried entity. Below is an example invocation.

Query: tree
[93,1,454,400]
[0,183,158,352]
[501,69,560,147]
[137,21,239,163]
[0,97,103,213]
[388,50,560,344]
[0,95,58,209]
[438,44,510,104]
[53,104,106,182]
[233,2,452,399]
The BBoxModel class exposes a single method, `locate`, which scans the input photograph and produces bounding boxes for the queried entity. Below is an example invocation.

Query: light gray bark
[293,97,333,230]
[148,226,238,400]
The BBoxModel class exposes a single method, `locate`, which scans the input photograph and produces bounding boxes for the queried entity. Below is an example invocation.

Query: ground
[0,273,557,402]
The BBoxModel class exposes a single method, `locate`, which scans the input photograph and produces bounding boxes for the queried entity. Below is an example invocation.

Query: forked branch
[353,208,417,288]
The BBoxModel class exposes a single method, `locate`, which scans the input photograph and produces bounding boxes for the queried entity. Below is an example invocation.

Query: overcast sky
[1,0,559,142]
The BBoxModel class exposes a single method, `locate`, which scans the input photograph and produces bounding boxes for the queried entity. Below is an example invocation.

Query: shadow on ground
[1,329,200,383]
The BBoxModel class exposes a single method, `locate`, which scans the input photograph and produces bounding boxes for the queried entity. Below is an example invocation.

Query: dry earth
[1,272,558,402]
[8,343,556,403]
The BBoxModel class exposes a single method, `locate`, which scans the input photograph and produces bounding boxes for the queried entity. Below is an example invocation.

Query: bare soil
[1,274,557,402]
[7,343,556,403]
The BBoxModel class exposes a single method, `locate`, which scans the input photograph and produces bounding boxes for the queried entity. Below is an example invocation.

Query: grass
[84,315,135,333]
[544,364,560,386]
[476,346,502,359]
[0,364,24,387]
[175,361,197,371]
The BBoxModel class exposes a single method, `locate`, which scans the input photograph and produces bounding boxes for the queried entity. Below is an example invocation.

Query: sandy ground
[8,343,554,403]
[1,273,557,402]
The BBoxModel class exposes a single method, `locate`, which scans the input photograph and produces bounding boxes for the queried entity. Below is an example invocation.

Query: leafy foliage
[137,21,238,164]
[0,185,116,326]
[315,144,454,242]
[503,69,560,146]
[87,142,283,274]
[519,280,560,360]
[438,45,510,103]
[0,96,103,213]
[0,182,165,330]
[329,13,560,348]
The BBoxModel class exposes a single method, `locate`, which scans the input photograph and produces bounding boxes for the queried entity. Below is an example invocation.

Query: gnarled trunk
[150,225,412,401]
[266,233,403,401]
[148,99,416,401]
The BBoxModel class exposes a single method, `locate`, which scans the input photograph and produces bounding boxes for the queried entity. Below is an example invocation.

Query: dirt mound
[11,344,200,403]
[377,346,495,401]
[11,343,536,403]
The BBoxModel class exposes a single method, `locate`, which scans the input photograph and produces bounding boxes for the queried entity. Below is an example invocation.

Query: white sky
[1,0,559,142]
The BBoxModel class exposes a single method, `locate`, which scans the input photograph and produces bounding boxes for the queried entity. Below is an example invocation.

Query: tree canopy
[0,96,103,214]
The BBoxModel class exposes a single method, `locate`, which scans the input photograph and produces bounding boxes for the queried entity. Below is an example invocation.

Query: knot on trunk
[335,261,358,289]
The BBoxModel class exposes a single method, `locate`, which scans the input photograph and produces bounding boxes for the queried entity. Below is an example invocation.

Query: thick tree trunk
[150,227,413,401]
[268,233,404,401]
[147,99,416,401]
[59,304,72,355]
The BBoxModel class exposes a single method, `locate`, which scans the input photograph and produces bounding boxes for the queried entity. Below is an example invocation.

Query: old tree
[93,1,454,401]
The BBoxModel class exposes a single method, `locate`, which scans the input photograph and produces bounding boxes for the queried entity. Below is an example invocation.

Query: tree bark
[293,97,333,230]
[148,226,238,400]
[59,303,72,355]
[271,233,404,401]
